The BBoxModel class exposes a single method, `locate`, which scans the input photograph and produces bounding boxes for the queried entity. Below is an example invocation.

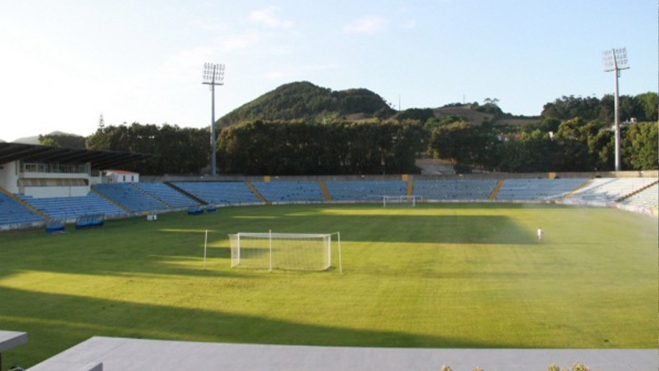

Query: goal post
[382,195,422,207]
[229,231,342,272]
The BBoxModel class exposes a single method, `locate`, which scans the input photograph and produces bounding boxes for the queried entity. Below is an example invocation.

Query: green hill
[217,81,395,127]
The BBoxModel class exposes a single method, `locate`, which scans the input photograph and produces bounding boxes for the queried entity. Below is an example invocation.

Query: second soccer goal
[229,232,341,272]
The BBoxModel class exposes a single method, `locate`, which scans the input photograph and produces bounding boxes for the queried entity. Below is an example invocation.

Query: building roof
[26,336,658,371]
[0,143,152,170]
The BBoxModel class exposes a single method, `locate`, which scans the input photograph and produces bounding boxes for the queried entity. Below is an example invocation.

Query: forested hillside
[217,81,395,127]
[18,81,659,175]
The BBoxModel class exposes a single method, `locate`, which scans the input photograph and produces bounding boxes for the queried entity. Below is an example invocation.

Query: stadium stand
[131,182,201,209]
[251,181,325,203]
[619,183,659,211]
[414,179,498,201]
[93,183,168,213]
[171,182,262,205]
[495,178,589,201]
[0,192,45,227]
[18,193,127,221]
[324,180,408,201]
[2,176,658,230]
[565,178,658,204]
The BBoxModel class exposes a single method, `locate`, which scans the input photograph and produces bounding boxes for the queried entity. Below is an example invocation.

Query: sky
[1,0,657,142]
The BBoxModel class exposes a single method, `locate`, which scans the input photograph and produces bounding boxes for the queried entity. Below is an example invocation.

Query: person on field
[537,227,543,241]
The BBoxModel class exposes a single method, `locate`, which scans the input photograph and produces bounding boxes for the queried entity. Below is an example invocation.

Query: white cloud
[343,16,388,35]
[249,7,293,29]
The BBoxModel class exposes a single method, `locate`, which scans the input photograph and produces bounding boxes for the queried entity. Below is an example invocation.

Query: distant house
[105,170,139,183]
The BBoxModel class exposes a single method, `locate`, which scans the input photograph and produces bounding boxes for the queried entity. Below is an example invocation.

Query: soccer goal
[381,195,422,207]
[229,231,341,272]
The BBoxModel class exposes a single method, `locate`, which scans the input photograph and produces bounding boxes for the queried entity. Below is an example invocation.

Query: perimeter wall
[143,170,658,183]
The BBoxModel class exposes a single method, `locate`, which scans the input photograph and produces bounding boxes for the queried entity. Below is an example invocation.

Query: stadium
[0,142,657,371]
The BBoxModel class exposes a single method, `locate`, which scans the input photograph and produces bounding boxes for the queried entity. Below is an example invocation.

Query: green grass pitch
[0,203,656,369]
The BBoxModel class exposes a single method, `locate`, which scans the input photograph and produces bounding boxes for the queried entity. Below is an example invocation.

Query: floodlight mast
[602,48,629,172]
[202,63,225,176]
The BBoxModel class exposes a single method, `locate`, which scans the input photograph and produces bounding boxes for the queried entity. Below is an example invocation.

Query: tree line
[216,120,424,175]
[429,118,657,173]
[40,92,658,175]
[84,123,210,174]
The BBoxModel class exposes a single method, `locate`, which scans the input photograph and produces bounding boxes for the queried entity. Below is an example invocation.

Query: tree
[428,122,497,170]
[476,98,503,116]
[396,108,435,123]
[587,129,614,171]
[635,92,658,122]
[495,130,556,172]
[623,122,658,170]
[38,133,86,148]
[541,95,602,122]
[552,118,599,171]
[86,122,209,174]
[216,119,423,175]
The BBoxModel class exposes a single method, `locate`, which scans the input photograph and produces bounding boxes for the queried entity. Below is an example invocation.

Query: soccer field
[0,203,656,369]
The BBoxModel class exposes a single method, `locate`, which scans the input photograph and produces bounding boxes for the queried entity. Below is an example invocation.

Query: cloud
[249,7,293,29]
[343,16,388,34]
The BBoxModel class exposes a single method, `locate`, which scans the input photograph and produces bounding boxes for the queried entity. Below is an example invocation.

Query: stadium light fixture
[602,48,629,172]
[202,63,225,176]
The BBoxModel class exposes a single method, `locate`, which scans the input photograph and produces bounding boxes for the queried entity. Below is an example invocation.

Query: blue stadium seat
[93,183,168,213]
[171,182,261,205]
[414,179,498,201]
[251,181,324,203]
[568,178,658,204]
[324,181,407,201]
[0,193,45,226]
[495,179,588,201]
[19,192,127,220]
[132,182,201,208]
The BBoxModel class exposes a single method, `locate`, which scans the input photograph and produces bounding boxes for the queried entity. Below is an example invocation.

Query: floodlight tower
[202,63,225,176]
[602,48,629,172]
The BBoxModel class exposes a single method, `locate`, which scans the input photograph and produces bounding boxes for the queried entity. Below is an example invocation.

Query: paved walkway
[0,331,28,371]
[27,337,658,371]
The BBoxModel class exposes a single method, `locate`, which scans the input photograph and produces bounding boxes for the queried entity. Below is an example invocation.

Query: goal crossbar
[233,232,331,239]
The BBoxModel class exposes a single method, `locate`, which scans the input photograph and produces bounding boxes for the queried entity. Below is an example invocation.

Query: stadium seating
[611,182,659,210]
[0,193,45,226]
[566,178,658,204]
[2,177,657,228]
[324,180,407,201]
[19,193,127,220]
[414,179,498,201]
[495,178,588,201]
[172,182,261,205]
[251,181,325,203]
[93,183,168,213]
[132,182,201,209]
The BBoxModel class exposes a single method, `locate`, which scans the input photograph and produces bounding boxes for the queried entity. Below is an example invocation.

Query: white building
[0,143,150,198]
[104,170,140,183]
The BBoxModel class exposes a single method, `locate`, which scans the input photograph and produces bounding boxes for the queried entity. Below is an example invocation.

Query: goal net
[382,195,422,207]
[229,232,340,272]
